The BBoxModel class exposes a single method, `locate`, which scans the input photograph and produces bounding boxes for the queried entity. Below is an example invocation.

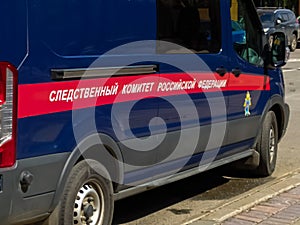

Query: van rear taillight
[0,63,17,168]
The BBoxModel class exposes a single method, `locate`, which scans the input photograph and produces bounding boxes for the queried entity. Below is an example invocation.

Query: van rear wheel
[47,160,114,225]
[255,111,278,177]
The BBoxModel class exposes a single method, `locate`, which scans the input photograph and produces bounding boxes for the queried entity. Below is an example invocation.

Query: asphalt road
[112,49,300,225]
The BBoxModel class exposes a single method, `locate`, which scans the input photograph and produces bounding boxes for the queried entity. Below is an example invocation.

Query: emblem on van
[244,91,252,117]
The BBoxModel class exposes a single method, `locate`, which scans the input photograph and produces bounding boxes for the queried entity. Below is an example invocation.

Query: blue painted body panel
[0,1,27,67]
[123,138,254,185]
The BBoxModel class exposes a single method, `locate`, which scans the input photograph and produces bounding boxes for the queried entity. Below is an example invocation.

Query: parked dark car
[257,7,300,52]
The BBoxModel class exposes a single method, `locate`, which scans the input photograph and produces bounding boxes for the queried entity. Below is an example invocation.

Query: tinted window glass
[231,0,264,66]
[157,0,221,54]
[288,12,295,20]
[259,12,274,23]
[277,13,283,20]
[282,13,289,22]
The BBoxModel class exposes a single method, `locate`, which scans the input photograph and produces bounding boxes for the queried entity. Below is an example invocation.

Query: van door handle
[232,68,241,77]
[216,67,227,76]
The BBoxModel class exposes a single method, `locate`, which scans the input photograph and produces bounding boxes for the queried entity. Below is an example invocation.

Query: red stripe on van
[18,72,269,118]
[227,73,270,91]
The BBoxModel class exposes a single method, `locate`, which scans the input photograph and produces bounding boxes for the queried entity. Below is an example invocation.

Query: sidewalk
[223,185,300,225]
[188,170,300,225]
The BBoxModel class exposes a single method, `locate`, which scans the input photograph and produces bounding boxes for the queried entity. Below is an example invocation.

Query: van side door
[153,0,230,175]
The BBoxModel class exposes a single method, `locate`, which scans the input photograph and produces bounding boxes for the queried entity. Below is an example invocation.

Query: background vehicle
[257,7,300,52]
[0,1,289,225]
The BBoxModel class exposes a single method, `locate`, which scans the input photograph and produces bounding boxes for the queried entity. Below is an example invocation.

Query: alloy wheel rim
[292,36,297,50]
[269,126,275,164]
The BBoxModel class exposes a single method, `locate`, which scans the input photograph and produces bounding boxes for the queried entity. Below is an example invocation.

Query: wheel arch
[49,133,124,212]
[269,103,285,141]
[260,95,288,142]
[293,30,298,38]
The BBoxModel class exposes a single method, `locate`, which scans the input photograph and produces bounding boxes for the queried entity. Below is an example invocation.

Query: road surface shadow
[113,165,273,224]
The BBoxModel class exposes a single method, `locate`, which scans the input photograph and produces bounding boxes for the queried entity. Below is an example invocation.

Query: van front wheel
[255,111,278,177]
[47,160,114,225]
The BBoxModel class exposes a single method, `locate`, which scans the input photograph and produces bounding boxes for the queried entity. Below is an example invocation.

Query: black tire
[290,34,297,52]
[255,111,278,177]
[47,160,114,225]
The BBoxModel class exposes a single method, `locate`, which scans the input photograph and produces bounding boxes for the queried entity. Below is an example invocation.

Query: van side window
[157,0,221,54]
[231,0,264,66]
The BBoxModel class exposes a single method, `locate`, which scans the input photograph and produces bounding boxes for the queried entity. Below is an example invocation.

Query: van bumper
[0,167,15,225]
[0,153,69,224]
[0,166,52,224]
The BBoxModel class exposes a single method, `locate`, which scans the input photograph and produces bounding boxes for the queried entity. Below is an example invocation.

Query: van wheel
[290,34,297,52]
[255,111,278,177]
[47,160,114,225]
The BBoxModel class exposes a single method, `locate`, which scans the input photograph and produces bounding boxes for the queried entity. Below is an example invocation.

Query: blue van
[0,0,289,224]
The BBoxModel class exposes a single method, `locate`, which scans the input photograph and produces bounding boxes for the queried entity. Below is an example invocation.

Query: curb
[184,169,300,225]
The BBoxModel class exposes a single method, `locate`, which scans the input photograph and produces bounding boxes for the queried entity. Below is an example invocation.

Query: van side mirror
[268,32,289,68]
